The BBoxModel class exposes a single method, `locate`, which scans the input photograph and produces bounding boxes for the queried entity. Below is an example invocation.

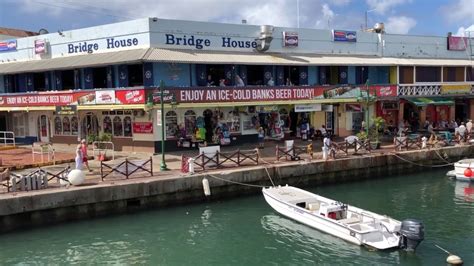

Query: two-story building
[0,18,472,152]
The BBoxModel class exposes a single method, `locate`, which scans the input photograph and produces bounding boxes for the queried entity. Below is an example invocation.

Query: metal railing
[32,142,55,162]
[0,131,15,147]
[92,141,115,161]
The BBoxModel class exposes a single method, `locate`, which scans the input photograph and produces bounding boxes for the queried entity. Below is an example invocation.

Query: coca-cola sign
[116,89,145,104]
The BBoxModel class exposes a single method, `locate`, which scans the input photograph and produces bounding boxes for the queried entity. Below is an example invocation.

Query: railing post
[125,158,129,179]
[237,149,241,166]
[150,156,153,175]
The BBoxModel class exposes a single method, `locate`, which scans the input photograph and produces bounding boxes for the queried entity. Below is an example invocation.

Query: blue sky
[1,0,473,36]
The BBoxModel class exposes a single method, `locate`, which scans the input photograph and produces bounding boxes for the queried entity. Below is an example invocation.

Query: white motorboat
[446,159,474,182]
[262,185,424,251]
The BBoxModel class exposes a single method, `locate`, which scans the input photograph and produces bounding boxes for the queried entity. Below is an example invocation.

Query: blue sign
[333,30,357,42]
[0,40,17,52]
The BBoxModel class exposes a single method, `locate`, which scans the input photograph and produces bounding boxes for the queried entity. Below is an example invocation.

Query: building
[0,18,473,153]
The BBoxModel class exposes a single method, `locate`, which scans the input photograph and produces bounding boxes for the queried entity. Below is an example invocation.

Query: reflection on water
[454,181,474,204]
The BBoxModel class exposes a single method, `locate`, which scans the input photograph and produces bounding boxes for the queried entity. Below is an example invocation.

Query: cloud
[385,16,416,34]
[366,0,411,14]
[455,24,474,36]
[328,0,352,6]
[314,3,335,29]
[441,0,474,23]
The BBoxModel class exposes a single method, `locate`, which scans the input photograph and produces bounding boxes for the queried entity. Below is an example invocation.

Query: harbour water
[0,169,472,265]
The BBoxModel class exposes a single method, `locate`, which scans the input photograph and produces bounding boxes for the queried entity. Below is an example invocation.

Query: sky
[1,0,473,37]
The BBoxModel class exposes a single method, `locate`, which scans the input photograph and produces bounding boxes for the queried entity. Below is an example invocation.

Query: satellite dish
[38,28,49,35]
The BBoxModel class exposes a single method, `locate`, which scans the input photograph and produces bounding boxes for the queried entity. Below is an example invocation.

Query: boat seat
[339,217,361,225]
[307,202,320,211]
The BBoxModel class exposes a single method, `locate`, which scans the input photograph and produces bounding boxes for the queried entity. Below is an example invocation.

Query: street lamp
[357,79,375,136]
[365,8,377,30]
[159,80,169,171]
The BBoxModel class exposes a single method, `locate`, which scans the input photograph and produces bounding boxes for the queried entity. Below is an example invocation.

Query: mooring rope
[255,148,276,187]
[390,152,455,168]
[207,174,266,188]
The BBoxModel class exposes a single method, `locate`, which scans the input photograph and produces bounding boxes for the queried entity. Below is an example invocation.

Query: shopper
[80,139,92,172]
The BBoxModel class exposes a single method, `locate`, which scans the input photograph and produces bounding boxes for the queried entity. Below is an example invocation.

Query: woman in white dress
[75,144,83,170]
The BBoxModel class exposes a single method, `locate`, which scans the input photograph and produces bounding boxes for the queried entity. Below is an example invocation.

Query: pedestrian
[75,144,83,170]
[467,119,473,134]
[322,134,331,161]
[80,139,92,172]
[258,126,265,149]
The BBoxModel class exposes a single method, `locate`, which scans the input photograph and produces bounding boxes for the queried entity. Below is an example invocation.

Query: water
[0,169,473,265]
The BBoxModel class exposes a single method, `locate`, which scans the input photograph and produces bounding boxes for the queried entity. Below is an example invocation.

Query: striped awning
[406,97,454,106]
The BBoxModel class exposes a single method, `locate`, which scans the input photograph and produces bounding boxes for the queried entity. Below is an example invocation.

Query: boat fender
[446,254,463,265]
[202,177,211,196]
[464,168,472,178]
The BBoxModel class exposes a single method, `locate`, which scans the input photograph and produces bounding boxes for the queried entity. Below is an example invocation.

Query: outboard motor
[399,219,425,251]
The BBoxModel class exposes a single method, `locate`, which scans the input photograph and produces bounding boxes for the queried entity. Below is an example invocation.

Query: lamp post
[365,79,370,136]
[159,80,168,171]
[365,8,377,30]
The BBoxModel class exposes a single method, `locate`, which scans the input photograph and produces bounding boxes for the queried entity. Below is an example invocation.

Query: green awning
[406,97,454,107]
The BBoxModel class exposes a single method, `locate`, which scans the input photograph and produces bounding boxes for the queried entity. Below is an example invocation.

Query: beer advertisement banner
[333,30,357,42]
[282,31,298,47]
[34,39,47,54]
[0,39,17,52]
[116,89,145,104]
[133,122,153,134]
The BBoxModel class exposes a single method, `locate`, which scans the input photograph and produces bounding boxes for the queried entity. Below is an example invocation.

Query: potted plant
[369,116,385,149]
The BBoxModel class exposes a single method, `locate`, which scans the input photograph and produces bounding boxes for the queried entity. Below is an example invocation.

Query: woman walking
[81,139,92,172]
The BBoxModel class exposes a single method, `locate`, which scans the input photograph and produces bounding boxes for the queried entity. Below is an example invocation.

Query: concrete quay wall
[0,146,471,233]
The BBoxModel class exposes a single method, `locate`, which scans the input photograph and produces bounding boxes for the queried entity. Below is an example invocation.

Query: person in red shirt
[81,139,92,172]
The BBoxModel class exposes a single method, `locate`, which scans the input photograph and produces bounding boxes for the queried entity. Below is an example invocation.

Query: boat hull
[262,186,401,250]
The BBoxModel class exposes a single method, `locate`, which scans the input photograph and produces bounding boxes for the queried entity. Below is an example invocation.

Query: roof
[405,97,455,106]
[0,47,472,74]
[0,27,38,38]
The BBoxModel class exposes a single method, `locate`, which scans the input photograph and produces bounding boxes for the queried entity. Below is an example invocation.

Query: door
[37,115,50,142]
[81,112,99,141]
[0,114,6,131]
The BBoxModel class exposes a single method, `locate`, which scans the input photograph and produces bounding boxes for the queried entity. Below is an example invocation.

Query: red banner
[133,122,153,134]
[116,89,145,104]
[374,85,397,97]
[0,91,88,107]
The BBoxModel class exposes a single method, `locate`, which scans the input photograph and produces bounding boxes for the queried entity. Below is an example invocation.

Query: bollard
[31,174,37,190]
[322,147,328,161]
[11,176,17,192]
[42,173,48,189]
[188,158,195,174]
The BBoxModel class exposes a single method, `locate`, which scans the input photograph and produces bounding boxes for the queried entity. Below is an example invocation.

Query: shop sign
[34,39,47,54]
[55,105,77,115]
[0,91,88,107]
[116,89,145,104]
[0,39,17,52]
[375,85,397,97]
[283,32,298,47]
[156,110,162,126]
[345,104,362,112]
[295,104,322,112]
[333,30,357,42]
[133,122,153,134]
[95,90,116,104]
[447,36,467,51]
[441,84,471,95]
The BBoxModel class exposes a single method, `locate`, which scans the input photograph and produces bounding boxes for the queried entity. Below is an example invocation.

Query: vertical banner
[26,73,34,92]
[156,109,162,126]
[276,66,285,86]
[143,62,154,87]
[224,65,234,86]
[238,65,247,85]
[118,65,128,87]
[264,65,273,85]
[195,64,207,86]
[4,75,12,92]
[84,68,93,89]
[74,69,82,89]
[319,66,327,85]
[45,71,51,90]
[18,74,27,93]
[106,66,115,88]
[339,66,348,84]
[299,66,308,85]
[54,70,62,90]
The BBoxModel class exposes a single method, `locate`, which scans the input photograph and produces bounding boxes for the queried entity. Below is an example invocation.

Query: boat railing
[360,211,377,223]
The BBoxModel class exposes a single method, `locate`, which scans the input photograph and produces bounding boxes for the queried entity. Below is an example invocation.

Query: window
[124,116,132,137]
[206,65,226,86]
[92,67,107,88]
[62,117,71,135]
[11,113,27,137]
[184,110,196,136]
[34,72,46,91]
[128,64,144,86]
[399,66,414,84]
[165,111,178,138]
[247,65,265,85]
[103,116,112,134]
[467,67,473,82]
[416,67,441,82]
[53,116,78,135]
[113,116,123,137]
[54,117,62,135]
[71,117,78,135]
[61,70,75,90]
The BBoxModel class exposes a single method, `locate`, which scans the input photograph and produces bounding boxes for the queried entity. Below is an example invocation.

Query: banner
[374,85,398,97]
[333,30,357,42]
[448,36,467,51]
[282,31,298,47]
[295,104,322,112]
[34,39,47,54]
[133,122,153,134]
[116,89,145,104]
[0,91,88,107]
[55,105,77,115]
[441,84,471,95]
[0,39,17,52]
[95,90,116,104]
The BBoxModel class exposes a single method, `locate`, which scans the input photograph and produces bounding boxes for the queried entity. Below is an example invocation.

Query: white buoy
[67,169,85,186]
[202,177,211,196]
[446,254,463,265]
